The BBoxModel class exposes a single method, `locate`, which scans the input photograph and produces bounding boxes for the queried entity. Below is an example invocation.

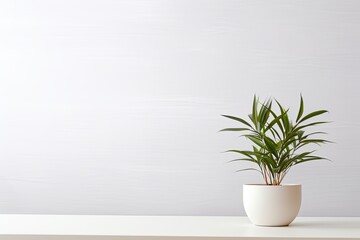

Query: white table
[0,215,359,239]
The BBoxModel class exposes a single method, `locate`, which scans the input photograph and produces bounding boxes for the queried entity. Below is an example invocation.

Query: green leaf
[302,132,327,139]
[259,99,272,129]
[236,168,262,174]
[297,139,331,149]
[301,139,331,144]
[260,152,277,169]
[225,150,266,159]
[252,95,259,127]
[280,137,298,154]
[219,128,250,132]
[275,99,290,133]
[227,158,259,164]
[268,127,281,140]
[265,109,288,132]
[282,111,291,134]
[277,150,292,167]
[299,110,328,123]
[244,134,265,148]
[294,156,328,165]
[296,95,304,123]
[294,121,329,132]
[281,131,298,146]
[263,136,279,158]
[278,157,295,173]
[221,115,253,129]
[269,108,285,137]
[291,151,315,161]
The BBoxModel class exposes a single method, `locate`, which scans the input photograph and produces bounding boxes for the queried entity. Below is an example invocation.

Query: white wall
[0,0,359,216]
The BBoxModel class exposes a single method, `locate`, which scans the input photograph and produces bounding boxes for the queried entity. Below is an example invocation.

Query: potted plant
[221,95,330,226]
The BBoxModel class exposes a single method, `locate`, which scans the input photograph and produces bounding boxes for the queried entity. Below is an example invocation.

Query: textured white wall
[0,0,359,216]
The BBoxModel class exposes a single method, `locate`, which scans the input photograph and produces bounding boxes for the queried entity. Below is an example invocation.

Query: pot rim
[243,183,301,187]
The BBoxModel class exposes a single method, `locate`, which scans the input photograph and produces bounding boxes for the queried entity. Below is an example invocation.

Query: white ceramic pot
[243,184,301,226]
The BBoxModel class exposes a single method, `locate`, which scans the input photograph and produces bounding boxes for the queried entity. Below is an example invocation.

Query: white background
[0,0,359,216]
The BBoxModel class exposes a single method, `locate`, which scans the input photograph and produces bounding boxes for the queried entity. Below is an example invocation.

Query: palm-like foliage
[221,95,330,185]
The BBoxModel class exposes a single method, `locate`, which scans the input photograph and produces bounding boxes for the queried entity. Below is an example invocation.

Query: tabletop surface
[0,215,359,239]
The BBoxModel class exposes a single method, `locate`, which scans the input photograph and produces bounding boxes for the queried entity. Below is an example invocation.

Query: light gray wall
[0,0,359,216]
